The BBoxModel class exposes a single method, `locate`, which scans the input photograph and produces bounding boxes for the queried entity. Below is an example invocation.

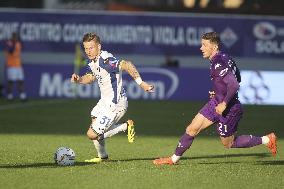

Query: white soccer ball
[54,147,76,166]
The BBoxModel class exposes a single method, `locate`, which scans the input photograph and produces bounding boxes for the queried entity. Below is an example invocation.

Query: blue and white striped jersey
[86,50,126,104]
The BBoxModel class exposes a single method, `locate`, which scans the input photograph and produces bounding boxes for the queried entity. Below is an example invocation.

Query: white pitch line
[0,99,69,110]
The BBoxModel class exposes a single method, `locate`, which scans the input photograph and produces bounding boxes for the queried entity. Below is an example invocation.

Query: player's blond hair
[82,32,101,44]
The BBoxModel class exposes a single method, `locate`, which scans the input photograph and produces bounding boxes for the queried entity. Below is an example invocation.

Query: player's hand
[140,82,154,92]
[71,73,80,83]
[215,101,226,115]
[209,90,215,99]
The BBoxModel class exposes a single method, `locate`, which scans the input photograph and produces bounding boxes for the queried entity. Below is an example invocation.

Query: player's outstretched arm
[70,73,95,84]
[120,60,154,92]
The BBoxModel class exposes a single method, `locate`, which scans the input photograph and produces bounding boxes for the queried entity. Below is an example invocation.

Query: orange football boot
[153,157,174,165]
[266,133,277,157]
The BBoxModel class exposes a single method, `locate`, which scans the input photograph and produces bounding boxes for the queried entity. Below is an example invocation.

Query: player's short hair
[201,32,220,46]
[82,32,101,44]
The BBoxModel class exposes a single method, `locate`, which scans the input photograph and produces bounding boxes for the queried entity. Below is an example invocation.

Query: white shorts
[90,98,128,135]
[7,67,24,81]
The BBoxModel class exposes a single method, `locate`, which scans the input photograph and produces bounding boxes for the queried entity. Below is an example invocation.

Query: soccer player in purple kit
[153,32,277,165]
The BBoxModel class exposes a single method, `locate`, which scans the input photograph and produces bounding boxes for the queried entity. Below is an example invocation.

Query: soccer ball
[54,147,76,166]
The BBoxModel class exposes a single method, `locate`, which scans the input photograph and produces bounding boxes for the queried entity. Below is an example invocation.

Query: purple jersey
[199,51,243,137]
[210,52,241,104]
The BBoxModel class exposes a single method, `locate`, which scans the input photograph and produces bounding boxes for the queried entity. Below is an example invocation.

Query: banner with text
[13,64,284,105]
[0,10,284,57]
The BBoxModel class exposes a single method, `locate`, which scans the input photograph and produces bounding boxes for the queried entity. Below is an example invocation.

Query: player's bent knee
[87,128,98,140]
[220,135,234,148]
[221,141,233,148]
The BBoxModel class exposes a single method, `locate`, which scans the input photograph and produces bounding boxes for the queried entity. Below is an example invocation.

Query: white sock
[261,136,269,145]
[103,123,127,139]
[171,154,181,163]
[93,139,108,158]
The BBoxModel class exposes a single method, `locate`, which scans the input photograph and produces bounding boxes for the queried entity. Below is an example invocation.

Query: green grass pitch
[0,99,283,189]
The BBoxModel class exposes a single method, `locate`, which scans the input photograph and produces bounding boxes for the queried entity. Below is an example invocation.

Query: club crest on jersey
[104,57,118,68]
[215,63,221,69]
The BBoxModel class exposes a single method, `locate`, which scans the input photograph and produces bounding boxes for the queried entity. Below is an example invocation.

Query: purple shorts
[199,98,243,137]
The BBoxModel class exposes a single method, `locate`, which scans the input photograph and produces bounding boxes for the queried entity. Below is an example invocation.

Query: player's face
[200,39,217,60]
[83,40,101,60]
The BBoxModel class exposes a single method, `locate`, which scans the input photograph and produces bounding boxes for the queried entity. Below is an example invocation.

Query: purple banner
[21,64,210,101]
[6,64,284,105]
[0,10,283,57]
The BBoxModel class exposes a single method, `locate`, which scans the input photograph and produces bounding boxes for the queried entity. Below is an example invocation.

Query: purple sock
[174,133,194,156]
[231,135,262,148]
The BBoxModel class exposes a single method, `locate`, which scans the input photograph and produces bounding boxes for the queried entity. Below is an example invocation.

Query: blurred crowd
[0,0,283,16]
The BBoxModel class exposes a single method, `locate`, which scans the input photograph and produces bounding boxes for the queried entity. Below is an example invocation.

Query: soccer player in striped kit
[71,32,154,163]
